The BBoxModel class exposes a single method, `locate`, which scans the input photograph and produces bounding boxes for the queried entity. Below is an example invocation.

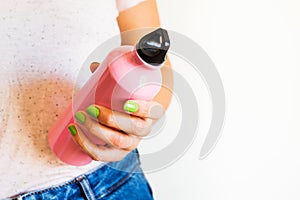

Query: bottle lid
[136,28,170,66]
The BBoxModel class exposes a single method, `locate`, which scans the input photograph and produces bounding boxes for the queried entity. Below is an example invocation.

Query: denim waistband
[6,150,148,200]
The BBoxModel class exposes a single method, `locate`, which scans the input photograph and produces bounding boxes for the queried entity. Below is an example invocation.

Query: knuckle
[101,112,113,126]
[109,134,124,148]
[89,125,100,136]
[139,126,152,137]
[110,134,134,149]
[132,119,152,136]
[127,136,140,150]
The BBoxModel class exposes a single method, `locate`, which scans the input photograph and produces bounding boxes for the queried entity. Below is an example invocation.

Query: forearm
[116,0,160,45]
[116,0,173,110]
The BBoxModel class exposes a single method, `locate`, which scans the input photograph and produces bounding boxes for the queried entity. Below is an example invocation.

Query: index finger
[123,100,164,119]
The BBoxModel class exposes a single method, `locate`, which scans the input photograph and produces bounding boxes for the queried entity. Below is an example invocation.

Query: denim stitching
[18,163,108,199]
[77,176,96,200]
[19,179,77,199]
[17,150,139,199]
[95,163,140,199]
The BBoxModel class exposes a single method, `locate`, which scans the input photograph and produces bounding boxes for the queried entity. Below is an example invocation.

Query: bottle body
[48,46,162,166]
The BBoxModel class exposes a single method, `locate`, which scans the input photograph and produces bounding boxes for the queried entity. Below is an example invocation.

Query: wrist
[116,0,160,45]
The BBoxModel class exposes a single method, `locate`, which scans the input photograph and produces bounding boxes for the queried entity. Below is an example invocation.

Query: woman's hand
[67,62,164,162]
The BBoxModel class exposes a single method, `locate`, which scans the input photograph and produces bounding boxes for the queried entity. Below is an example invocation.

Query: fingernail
[75,111,86,124]
[123,101,139,113]
[86,105,100,118]
[68,125,77,136]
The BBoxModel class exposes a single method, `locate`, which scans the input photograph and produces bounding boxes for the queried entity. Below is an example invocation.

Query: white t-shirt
[0,0,121,198]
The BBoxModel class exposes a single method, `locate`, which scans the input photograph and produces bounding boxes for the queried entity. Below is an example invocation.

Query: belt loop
[76,175,96,200]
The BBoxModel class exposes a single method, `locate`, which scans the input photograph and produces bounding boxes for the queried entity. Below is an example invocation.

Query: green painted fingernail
[123,101,139,113]
[86,105,100,118]
[68,125,77,136]
[75,112,86,124]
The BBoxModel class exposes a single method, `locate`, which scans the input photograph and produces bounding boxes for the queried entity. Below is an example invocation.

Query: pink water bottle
[48,28,170,166]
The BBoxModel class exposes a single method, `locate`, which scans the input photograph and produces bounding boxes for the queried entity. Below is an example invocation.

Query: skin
[70,63,165,162]
[117,0,174,110]
[70,0,173,162]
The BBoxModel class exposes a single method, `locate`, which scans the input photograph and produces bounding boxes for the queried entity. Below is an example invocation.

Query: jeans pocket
[96,171,154,200]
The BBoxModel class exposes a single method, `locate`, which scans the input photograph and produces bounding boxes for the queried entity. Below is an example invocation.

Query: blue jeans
[7,150,153,200]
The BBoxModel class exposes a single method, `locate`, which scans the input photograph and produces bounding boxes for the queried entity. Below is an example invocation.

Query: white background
[143,0,300,199]
[1,0,299,199]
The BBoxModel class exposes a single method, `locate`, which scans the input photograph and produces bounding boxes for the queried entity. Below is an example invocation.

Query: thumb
[90,62,100,73]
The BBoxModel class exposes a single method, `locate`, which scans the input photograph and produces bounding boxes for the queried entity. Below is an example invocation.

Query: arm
[116,0,173,110]
[69,0,172,162]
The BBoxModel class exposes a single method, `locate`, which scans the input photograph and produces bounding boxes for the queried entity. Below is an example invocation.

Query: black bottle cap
[136,28,170,66]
